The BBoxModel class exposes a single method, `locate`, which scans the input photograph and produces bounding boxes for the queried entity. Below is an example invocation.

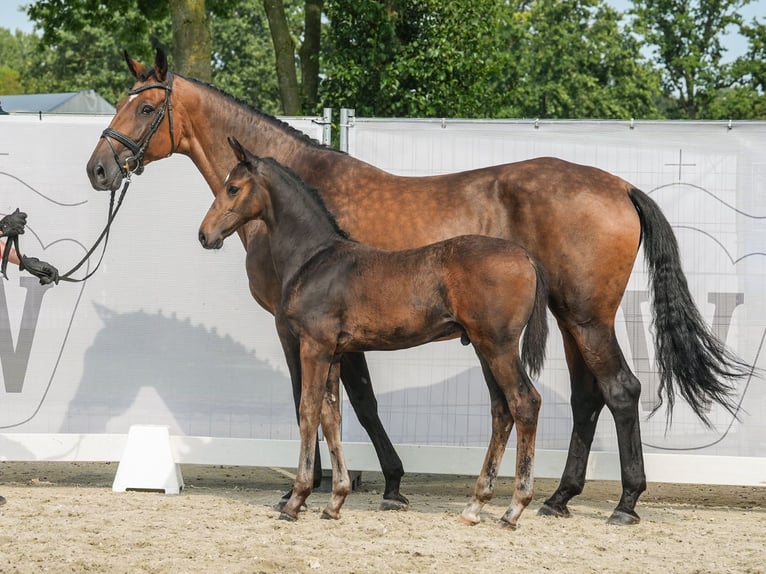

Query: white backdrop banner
[0,115,327,458]
[0,114,764,483]
[346,117,766,463]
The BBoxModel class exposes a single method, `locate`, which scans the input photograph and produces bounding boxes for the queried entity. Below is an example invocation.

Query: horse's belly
[337,321,460,354]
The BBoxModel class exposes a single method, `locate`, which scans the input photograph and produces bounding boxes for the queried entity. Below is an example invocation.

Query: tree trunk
[263,0,301,115]
[169,0,212,82]
[299,0,323,111]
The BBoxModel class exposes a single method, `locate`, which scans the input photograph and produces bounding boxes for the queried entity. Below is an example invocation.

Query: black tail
[522,259,549,378]
[629,187,752,426]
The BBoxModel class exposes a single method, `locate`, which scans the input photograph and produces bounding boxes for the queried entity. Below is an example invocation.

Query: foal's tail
[628,187,753,426]
[521,259,549,379]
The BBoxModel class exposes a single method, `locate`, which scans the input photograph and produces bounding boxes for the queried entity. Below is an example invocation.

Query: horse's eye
[140,104,154,115]
[227,185,240,196]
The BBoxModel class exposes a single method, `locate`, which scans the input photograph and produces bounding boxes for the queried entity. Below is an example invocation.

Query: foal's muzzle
[198,230,223,250]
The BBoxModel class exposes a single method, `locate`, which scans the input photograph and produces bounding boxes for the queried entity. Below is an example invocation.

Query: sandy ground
[0,462,763,574]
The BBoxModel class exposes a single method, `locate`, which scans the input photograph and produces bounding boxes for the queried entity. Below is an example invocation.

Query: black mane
[259,156,352,241]
[184,75,345,155]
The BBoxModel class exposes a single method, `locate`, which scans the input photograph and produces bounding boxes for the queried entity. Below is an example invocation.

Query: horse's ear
[124,51,147,80]
[154,48,168,82]
[228,136,248,163]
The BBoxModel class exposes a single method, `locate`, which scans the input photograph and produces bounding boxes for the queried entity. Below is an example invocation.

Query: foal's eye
[227,185,240,197]
[140,104,154,115]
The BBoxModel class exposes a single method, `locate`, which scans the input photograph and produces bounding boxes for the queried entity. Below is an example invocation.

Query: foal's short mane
[184,75,345,155]
[259,156,352,241]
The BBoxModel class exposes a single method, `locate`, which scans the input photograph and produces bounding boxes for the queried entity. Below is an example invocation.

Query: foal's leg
[460,355,514,525]
[275,322,323,510]
[340,352,408,510]
[279,345,332,521]
[320,362,352,519]
[498,363,541,530]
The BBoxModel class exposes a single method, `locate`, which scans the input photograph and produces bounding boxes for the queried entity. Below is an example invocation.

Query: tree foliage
[0,0,763,119]
[502,0,663,119]
[321,0,509,117]
[631,0,753,118]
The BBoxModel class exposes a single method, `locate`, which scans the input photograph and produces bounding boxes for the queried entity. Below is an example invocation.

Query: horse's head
[86,49,176,191]
[198,137,267,249]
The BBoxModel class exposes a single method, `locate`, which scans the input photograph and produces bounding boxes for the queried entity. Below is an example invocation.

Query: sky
[0,1,763,61]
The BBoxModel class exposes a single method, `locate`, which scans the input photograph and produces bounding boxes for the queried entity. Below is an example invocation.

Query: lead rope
[1,178,132,284]
[57,177,131,283]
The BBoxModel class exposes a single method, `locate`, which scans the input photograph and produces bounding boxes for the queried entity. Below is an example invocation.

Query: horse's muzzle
[198,230,223,250]
[86,156,123,192]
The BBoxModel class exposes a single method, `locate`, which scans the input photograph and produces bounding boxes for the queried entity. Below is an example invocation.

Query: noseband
[101,71,175,177]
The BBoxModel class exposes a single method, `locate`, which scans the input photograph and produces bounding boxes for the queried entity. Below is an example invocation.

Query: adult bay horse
[86,49,750,525]
[198,138,549,527]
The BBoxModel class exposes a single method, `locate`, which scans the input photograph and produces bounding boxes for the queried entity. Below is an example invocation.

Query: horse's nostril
[198,230,207,248]
[95,163,105,180]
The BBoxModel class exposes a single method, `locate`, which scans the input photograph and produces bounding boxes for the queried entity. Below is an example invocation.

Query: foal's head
[198,137,266,249]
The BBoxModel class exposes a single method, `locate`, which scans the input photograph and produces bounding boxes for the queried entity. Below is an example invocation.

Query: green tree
[707,19,766,119]
[320,0,508,117]
[170,0,212,81]
[23,1,169,102]
[208,0,283,114]
[631,0,751,119]
[502,0,662,119]
[0,28,34,94]
[26,0,209,83]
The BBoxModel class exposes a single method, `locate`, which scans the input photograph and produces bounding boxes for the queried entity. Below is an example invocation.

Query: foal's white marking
[129,94,138,102]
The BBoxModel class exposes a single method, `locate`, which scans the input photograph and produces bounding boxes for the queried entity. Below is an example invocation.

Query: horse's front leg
[340,352,408,510]
[320,362,352,519]
[461,354,513,525]
[279,342,331,521]
[499,370,541,530]
[275,320,323,511]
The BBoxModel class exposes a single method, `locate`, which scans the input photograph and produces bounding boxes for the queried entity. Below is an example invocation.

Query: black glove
[0,208,27,236]
[20,255,59,285]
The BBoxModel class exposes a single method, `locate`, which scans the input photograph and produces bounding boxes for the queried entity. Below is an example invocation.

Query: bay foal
[198,138,549,527]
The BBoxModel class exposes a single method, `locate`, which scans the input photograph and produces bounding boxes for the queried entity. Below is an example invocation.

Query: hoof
[537,503,570,518]
[274,498,307,513]
[0,495,6,506]
[278,512,298,522]
[607,510,640,526]
[320,510,341,520]
[459,512,480,526]
[498,518,518,530]
[379,497,409,512]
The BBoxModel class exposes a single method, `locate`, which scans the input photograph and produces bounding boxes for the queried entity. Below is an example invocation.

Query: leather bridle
[101,71,175,176]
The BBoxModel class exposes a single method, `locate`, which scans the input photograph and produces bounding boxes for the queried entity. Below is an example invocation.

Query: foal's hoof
[498,518,518,530]
[537,503,570,518]
[607,509,640,526]
[459,508,481,526]
[278,512,298,522]
[379,494,409,512]
[320,510,341,520]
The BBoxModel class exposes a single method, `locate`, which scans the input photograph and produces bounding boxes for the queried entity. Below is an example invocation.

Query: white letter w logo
[0,278,53,393]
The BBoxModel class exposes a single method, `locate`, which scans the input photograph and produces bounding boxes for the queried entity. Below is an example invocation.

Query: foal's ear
[124,51,147,80]
[154,48,168,82]
[227,136,248,163]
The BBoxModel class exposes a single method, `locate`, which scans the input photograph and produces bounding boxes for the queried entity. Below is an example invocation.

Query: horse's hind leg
[538,328,605,519]
[320,362,352,520]
[340,352,408,510]
[460,355,513,525]
[498,362,541,530]
[541,324,646,525]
